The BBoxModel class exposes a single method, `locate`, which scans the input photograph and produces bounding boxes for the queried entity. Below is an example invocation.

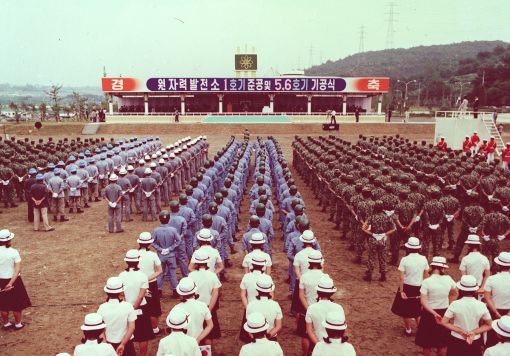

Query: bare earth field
[0,122,509,356]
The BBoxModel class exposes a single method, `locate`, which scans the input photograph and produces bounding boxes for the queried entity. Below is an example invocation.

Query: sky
[1,0,509,87]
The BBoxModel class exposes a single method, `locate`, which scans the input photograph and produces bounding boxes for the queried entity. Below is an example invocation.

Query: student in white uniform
[391,237,429,336]
[118,249,154,356]
[97,277,137,356]
[242,232,272,275]
[305,276,344,356]
[189,229,224,275]
[156,309,201,356]
[137,232,163,335]
[73,313,117,356]
[484,252,510,348]
[170,277,213,345]
[484,315,510,356]
[299,250,326,311]
[292,230,320,318]
[441,275,492,356]
[240,251,269,307]
[459,235,490,289]
[239,312,284,356]
[246,275,282,340]
[188,249,222,344]
[311,311,356,356]
[0,229,31,331]
[415,256,457,356]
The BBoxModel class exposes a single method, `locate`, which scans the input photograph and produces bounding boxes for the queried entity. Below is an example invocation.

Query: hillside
[306,41,509,108]
[306,41,506,78]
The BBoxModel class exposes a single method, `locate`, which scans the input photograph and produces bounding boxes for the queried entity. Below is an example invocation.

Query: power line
[385,2,397,49]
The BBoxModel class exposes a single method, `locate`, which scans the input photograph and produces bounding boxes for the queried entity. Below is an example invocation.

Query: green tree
[71,91,88,121]
[39,103,47,121]
[45,84,62,122]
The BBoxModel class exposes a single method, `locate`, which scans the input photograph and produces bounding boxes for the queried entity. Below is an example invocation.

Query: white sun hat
[404,236,421,249]
[244,312,269,333]
[193,249,210,264]
[137,231,153,244]
[176,277,197,296]
[465,234,481,245]
[250,250,268,266]
[315,275,337,293]
[255,274,275,293]
[249,232,266,244]
[104,276,124,293]
[196,228,213,242]
[124,249,140,262]
[299,230,316,243]
[492,315,510,338]
[0,229,15,242]
[80,313,106,331]
[430,256,449,268]
[456,275,479,291]
[322,311,347,330]
[494,252,510,267]
[307,249,324,264]
[166,309,189,329]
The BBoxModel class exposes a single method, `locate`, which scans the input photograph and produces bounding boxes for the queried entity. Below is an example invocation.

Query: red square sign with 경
[101,78,138,92]
[355,78,390,92]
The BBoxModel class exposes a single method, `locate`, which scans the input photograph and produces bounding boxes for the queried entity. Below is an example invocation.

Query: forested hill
[306,41,506,78]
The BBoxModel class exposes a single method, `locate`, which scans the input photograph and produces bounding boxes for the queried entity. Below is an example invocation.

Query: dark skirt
[415,308,449,348]
[446,335,482,356]
[0,277,31,312]
[145,280,162,317]
[133,305,154,342]
[486,308,510,348]
[296,313,308,338]
[391,284,421,318]
[208,305,221,339]
[291,281,305,314]
[109,340,136,356]
[239,309,251,343]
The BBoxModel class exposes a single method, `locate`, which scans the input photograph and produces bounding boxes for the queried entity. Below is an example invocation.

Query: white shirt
[240,270,264,304]
[97,299,137,343]
[305,300,345,341]
[0,246,21,279]
[485,272,510,309]
[191,246,222,271]
[331,110,336,116]
[444,297,491,340]
[73,340,117,356]
[171,299,212,338]
[239,338,284,356]
[299,269,327,306]
[484,342,510,356]
[460,252,490,286]
[398,253,429,286]
[156,331,201,356]
[294,247,317,276]
[312,339,356,356]
[118,269,149,307]
[242,250,272,271]
[420,274,457,309]
[138,249,161,283]
[246,297,282,331]
[189,269,221,306]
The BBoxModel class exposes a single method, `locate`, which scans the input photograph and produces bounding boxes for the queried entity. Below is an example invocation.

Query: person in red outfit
[462,136,472,154]
[502,143,510,170]
[470,132,480,155]
[487,136,497,163]
[436,137,448,152]
[478,139,488,157]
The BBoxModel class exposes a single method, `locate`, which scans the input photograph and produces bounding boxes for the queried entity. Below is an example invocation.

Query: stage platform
[203,115,290,123]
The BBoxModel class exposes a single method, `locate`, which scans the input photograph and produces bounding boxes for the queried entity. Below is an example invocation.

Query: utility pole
[103,66,107,78]
[308,45,314,67]
[385,2,397,49]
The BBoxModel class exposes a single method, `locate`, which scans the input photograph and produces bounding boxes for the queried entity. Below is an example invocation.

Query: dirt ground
[0,123,509,356]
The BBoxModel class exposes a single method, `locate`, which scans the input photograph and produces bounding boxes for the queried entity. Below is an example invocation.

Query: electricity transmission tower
[358,25,365,53]
[385,2,397,49]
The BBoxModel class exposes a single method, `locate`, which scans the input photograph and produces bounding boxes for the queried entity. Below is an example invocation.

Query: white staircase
[480,113,505,153]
